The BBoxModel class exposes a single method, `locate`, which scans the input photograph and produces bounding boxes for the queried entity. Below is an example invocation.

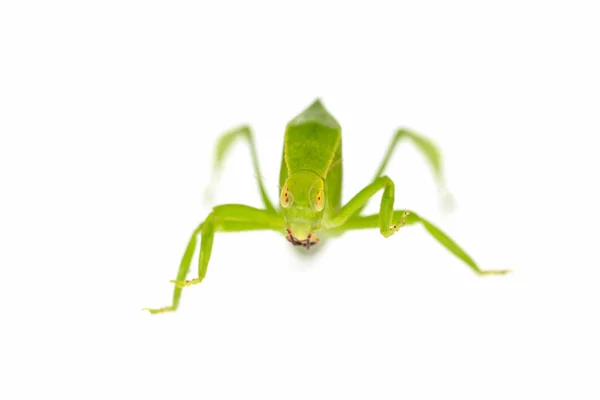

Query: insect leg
[329,210,510,276]
[353,128,452,216]
[204,125,276,212]
[326,176,407,238]
[144,205,283,314]
[142,223,203,314]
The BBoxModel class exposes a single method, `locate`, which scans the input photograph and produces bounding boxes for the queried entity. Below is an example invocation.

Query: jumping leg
[204,125,276,212]
[353,128,452,216]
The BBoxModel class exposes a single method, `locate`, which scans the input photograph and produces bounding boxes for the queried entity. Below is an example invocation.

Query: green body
[279,100,342,241]
[145,99,510,314]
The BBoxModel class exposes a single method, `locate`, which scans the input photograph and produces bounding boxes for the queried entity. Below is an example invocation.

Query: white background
[1,1,599,399]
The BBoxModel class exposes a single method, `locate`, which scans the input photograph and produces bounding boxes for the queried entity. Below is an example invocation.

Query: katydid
[144,99,510,314]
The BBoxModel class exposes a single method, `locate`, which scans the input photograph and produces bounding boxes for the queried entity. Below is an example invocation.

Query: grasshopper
[145,99,509,313]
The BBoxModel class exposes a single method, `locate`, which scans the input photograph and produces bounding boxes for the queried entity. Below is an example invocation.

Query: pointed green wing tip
[288,98,341,130]
[305,98,327,113]
[311,97,324,106]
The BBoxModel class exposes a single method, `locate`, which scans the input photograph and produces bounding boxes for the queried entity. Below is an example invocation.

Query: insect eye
[280,186,292,208]
[314,188,325,211]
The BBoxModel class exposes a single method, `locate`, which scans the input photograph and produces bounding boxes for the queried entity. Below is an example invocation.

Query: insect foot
[142,306,174,314]
[390,211,410,234]
[170,278,202,288]
[381,211,410,238]
[478,269,513,276]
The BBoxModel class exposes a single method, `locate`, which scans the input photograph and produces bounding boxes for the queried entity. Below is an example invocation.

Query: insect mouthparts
[285,229,319,250]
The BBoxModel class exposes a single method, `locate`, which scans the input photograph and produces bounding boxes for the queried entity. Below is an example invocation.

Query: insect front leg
[144,205,283,314]
[142,223,203,314]
[325,176,408,238]
[328,210,511,276]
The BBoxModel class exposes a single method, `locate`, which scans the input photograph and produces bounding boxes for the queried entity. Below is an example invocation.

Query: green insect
[144,99,510,314]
